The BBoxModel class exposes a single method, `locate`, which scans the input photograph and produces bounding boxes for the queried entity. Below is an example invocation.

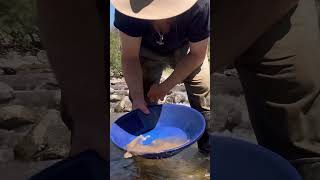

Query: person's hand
[147,83,169,103]
[132,99,150,114]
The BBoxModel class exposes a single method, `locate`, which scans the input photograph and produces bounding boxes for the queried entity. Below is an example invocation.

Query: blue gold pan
[110,104,206,159]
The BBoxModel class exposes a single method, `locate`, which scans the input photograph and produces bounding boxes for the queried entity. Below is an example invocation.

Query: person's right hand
[132,99,150,114]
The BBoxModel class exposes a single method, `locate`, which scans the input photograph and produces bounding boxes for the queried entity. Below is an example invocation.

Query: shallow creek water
[110,113,210,180]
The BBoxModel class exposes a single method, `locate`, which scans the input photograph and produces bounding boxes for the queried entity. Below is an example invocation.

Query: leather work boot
[197,111,211,155]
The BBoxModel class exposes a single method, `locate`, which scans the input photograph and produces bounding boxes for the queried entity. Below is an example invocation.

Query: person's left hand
[147,83,169,103]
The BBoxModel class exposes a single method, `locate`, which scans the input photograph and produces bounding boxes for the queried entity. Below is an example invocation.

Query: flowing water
[110,113,210,180]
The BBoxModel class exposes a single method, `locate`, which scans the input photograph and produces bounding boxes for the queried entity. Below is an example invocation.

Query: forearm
[122,58,144,101]
[163,54,205,90]
[212,0,298,71]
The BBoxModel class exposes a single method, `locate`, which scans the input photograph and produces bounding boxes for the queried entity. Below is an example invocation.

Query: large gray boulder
[11,90,59,108]
[0,105,36,130]
[36,109,70,160]
[0,82,14,103]
[0,52,39,70]
[14,109,70,160]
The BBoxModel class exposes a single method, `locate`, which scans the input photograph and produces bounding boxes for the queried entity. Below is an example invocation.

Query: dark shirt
[114,0,210,56]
